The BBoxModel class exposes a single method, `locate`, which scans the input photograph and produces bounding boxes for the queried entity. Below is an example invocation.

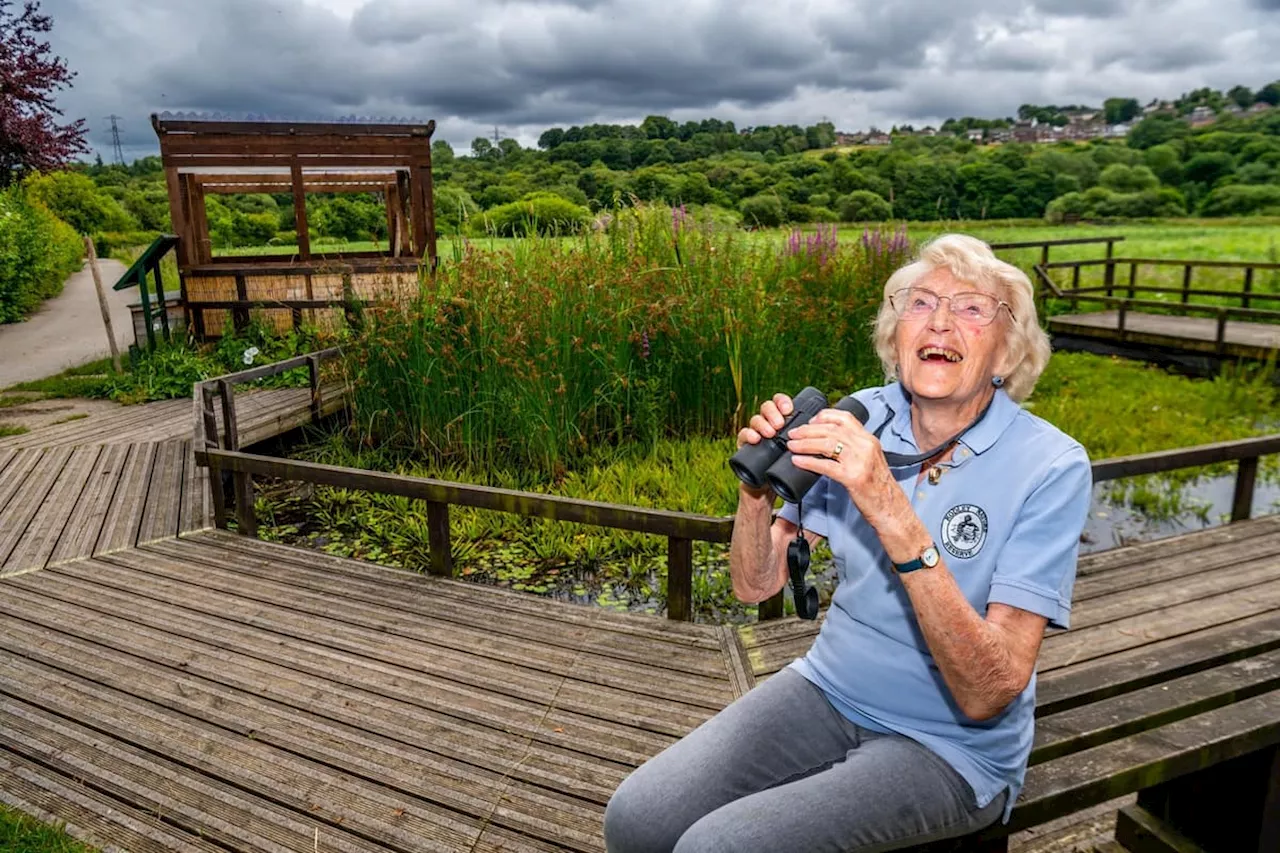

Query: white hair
[872,234,1050,403]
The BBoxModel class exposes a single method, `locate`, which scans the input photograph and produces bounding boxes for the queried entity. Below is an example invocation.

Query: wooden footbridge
[2,352,1280,852]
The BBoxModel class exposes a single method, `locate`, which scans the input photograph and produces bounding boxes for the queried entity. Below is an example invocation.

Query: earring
[992,375,1005,387]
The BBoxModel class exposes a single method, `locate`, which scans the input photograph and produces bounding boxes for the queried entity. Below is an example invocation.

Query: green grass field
[0,805,97,853]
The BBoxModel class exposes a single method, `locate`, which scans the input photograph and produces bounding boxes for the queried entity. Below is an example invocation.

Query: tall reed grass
[343,206,911,476]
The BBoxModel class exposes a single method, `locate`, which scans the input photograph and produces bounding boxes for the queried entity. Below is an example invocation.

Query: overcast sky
[41,0,1280,163]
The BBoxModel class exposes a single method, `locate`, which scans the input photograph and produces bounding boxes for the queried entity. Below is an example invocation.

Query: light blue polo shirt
[777,382,1091,821]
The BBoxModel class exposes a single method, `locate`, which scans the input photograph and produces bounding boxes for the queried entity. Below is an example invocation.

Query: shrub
[738,193,785,227]
[1198,184,1280,216]
[23,171,136,234]
[838,190,893,222]
[0,185,83,322]
[475,192,590,237]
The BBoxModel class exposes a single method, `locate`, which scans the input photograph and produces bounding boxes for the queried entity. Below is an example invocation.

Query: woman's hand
[735,393,796,499]
[786,408,899,525]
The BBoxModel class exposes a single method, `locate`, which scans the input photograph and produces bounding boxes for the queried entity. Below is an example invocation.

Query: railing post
[307,354,322,423]
[201,383,229,529]
[1232,457,1258,523]
[667,536,693,622]
[1128,263,1138,300]
[233,273,251,334]
[1040,244,1050,268]
[426,501,453,577]
[1182,265,1192,304]
[219,378,256,537]
[1216,308,1228,355]
[1104,257,1115,298]
[758,591,785,621]
[1070,265,1080,312]
[1118,300,1128,334]
[1243,268,1254,311]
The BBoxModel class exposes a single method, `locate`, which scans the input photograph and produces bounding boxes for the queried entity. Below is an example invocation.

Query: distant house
[1248,102,1273,115]
[866,132,892,146]
[1186,105,1216,127]
[1105,123,1132,138]
[834,132,864,146]
[1063,109,1099,125]
[966,129,985,142]
[919,127,937,137]
[990,128,1013,143]
[1143,99,1175,116]
[1223,103,1244,116]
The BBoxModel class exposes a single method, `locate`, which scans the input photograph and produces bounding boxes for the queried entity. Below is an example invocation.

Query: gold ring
[831,441,844,461]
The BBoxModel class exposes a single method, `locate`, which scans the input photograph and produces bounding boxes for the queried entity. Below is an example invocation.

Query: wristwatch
[893,543,940,574]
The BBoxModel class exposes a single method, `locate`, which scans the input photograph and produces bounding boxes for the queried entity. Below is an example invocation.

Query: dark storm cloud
[36,0,1280,158]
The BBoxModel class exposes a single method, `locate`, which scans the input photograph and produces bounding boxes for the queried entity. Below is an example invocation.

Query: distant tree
[1098,163,1159,193]
[431,140,455,165]
[1127,114,1188,150]
[1258,81,1280,107]
[497,137,521,158]
[1183,151,1236,188]
[537,127,565,150]
[1103,98,1140,124]
[640,116,678,140]
[0,0,88,186]
[24,170,133,232]
[1228,85,1255,109]
[470,137,494,159]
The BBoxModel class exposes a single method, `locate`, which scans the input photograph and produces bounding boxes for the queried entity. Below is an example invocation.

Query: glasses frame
[891,286,1015,326]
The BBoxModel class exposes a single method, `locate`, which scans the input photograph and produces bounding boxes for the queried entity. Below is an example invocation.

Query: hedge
[0,186,84,323]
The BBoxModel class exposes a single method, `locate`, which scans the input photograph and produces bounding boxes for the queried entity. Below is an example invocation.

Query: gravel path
[0,258,138,387]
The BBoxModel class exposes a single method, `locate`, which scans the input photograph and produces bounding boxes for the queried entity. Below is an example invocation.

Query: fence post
[426,501,453,577]
[1216,308,1229,355]
[1128,263,1138,300]
[1243,268,1254,311]
[1232,457,1258,522]
[667,536,693,621]
[1070,265,1080,312]
[1182,265,1193,304]
[233,273,251,334]
[1118,300,1128,334]
[1104,257,1115,298]
[307,354,322,423]
[219,378,256,537]
[201,383,229,529]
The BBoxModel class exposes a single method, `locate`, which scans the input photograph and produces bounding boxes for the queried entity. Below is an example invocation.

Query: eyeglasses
[890,286,1014,326]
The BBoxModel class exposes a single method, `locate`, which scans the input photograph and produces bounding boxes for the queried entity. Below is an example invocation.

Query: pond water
[1081,472,1280,553]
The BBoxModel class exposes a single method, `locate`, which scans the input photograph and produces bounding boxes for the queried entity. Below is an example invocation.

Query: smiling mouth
[918,346,962,363]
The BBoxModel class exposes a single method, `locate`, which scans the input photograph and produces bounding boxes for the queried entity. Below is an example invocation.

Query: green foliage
[0,804,97,853]
[1098,163,1160,193]
[837,190,892,222]
[23,171,135,233]
[0,185,84,322]
[738,193,785,227]
[1127,114,1191,150]
[312,196,386,241]
[1198,184,1280,216]
[476,192,591,236]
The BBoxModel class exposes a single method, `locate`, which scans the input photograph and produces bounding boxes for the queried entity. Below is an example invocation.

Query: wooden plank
[47,443,133,566]
[1006,690,1280,833]
[0,749,225,853]
[1074,529,1280,601]
[1040,578,1280,672]
[1,701,401,853]
[1037,610,1280,714]
[2,642,606,850]
[74,549,735,717]
[1048,312,1279,360]
[3,445,102,574]
[94,442,158,554]
[165,532,723,647]
[1032,649,1280,764]
[136,439,187,544]
[1067,554,1280,631]
[0,587,645,802]
[0,447,73,570]
[0,448,46,513]
[0,656,563,853]
[1075,515,1280,576]
[716,625,756,699]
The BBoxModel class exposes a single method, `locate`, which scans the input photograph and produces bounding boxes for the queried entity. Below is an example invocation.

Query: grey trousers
[604,668,1006,853]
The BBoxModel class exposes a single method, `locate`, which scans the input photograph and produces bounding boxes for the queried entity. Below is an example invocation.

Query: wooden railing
[182,258,421,337]
[194,351,1280,623]
[988,235,1124,268]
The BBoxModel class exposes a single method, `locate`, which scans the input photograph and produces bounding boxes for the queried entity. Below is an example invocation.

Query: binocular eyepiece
[728,387,870,504]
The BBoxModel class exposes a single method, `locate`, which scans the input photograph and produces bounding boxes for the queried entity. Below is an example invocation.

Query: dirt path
[0,258,138,388]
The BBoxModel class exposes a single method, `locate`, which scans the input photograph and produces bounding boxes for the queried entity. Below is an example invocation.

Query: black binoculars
[728,387,870,504]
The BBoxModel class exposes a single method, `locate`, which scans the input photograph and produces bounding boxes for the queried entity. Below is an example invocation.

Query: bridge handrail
[192,350,1280,622]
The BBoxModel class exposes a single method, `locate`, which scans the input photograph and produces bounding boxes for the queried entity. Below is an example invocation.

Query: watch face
[922,546,940,568]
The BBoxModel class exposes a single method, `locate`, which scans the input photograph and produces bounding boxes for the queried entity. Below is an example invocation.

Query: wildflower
[242,346,260,365]
[641,330,651,359]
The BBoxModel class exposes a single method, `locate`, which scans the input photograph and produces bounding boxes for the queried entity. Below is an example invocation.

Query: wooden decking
[0,532,751,852]
[1048,310,1280,360]
[0,384,345,451]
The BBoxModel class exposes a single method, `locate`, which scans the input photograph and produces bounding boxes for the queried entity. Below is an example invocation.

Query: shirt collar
[876,382,1020,456]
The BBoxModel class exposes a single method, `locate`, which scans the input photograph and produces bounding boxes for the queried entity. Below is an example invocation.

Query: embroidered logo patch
[941,504,988,559]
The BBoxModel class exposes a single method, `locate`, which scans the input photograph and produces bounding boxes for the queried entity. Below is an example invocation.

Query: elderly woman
[604,234,1092,852]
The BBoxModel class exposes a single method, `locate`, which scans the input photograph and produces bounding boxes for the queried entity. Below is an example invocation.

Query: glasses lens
[952,293,999,323]
[896,287,937,315]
